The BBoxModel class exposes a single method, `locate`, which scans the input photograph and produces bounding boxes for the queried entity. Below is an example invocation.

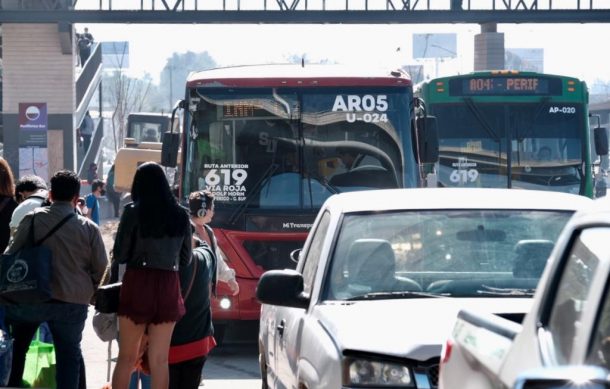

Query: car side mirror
[161,132,180,168]
[594,127,609,156]
[256,269,309,309]
[415,116,439,163]
[513,366,610,389]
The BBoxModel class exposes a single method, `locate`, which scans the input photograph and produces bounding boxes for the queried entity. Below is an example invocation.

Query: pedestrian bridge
[1,0,610,23]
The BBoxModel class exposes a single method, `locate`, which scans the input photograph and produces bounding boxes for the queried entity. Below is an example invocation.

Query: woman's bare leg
[111,317,146,389]
[146,321,176,389]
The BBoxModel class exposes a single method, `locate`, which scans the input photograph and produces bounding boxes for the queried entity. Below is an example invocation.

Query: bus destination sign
[449,77,561,96]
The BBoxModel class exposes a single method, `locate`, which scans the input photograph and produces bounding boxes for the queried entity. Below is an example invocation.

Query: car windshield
[324,209,573,300]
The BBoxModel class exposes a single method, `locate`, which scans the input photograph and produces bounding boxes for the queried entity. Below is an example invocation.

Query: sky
[78,22,610,89]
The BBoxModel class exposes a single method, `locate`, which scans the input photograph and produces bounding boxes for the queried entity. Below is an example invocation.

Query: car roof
[567,194,610,225]
[323,188,592,214]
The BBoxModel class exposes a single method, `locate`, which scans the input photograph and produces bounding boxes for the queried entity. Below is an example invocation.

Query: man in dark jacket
[168,237,217,389]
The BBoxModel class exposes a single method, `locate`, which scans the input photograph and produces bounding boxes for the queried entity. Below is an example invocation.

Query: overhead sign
[413,33,457,59]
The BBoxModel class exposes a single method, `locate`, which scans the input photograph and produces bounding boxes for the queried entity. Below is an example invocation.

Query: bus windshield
[184,87,412,210]
[433,100,584,194]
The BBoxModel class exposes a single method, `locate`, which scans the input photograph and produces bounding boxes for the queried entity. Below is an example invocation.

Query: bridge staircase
[75,41,104,181]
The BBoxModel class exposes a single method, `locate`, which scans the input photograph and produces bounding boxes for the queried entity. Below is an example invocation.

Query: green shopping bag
[22,330,56,388]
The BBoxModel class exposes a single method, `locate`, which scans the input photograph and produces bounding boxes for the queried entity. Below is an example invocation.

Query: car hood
[314,298,532,361]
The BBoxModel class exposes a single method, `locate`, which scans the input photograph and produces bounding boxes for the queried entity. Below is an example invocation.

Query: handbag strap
[31,213,76,246]
[183,257,198,300]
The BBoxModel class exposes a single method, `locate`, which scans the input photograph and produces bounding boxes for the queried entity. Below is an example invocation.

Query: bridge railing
[73,0,610,11]
[1,0,610,13]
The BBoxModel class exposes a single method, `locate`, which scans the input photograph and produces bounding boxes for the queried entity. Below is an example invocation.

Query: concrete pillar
[2,23,76,180]
[474,23,505,71]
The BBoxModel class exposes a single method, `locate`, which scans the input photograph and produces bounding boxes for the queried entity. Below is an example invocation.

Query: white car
[256,188,592,389]
[439,194,610,389]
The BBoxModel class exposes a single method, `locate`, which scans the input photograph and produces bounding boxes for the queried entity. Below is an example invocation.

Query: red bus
[162,63,437,341]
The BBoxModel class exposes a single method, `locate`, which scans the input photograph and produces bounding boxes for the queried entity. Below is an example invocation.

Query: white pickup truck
[439,197,610,389]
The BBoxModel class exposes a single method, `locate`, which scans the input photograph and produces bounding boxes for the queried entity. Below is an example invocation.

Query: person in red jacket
[168,236,217,389]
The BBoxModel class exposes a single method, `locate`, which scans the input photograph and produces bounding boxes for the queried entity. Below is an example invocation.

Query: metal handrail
[76,42,102,112]
[77,117,104,179]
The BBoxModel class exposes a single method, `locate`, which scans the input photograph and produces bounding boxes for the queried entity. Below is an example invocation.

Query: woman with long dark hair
[111,162,192,389]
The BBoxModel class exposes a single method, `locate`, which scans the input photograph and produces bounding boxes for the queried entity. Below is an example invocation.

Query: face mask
[81,206,89,215]
[100,189,106,196]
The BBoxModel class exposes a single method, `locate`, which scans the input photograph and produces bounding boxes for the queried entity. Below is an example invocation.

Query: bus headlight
[219,297,231,310]
[344,357,414,387]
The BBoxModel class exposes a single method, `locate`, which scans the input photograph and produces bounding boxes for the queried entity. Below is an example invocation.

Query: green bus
[416,70,608,198]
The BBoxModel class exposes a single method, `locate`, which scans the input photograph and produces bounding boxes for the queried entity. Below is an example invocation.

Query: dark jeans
[6,303,88,389]
[79,48,90,67]
[168,356,206,389]
[107,190,121,218]
[82,134,92,153]
[5,320,38,387]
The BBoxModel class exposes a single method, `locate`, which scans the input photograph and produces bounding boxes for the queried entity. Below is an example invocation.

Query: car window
[585,229,610,368]
[301,211,331,295]
[323,209,572,300]
[547,228,602,364]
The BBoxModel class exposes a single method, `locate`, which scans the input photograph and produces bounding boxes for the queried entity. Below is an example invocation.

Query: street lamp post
[169,65,173,111]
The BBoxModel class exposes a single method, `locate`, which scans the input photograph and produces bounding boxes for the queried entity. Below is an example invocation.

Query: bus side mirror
[161,132,180,168]
[594,127,609,156]
[415,116,439,163]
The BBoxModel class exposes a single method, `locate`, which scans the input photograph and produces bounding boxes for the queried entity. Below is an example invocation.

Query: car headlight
[344,357,414,387]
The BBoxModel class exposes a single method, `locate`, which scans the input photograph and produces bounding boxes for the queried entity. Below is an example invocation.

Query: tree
[159,51,217,112]
[103,71,153,153]
[102,41,154,153]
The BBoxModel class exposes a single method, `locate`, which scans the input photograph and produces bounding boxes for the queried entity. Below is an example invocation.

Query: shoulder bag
[94,226,137,314]
[0,213,74,304]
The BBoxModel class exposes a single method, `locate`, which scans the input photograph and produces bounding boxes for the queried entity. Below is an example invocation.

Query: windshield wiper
[228,163,279,225]
[345,291,448,301]
[516,97,550,141]
[463,97,500,142]
[476,286,535,297]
